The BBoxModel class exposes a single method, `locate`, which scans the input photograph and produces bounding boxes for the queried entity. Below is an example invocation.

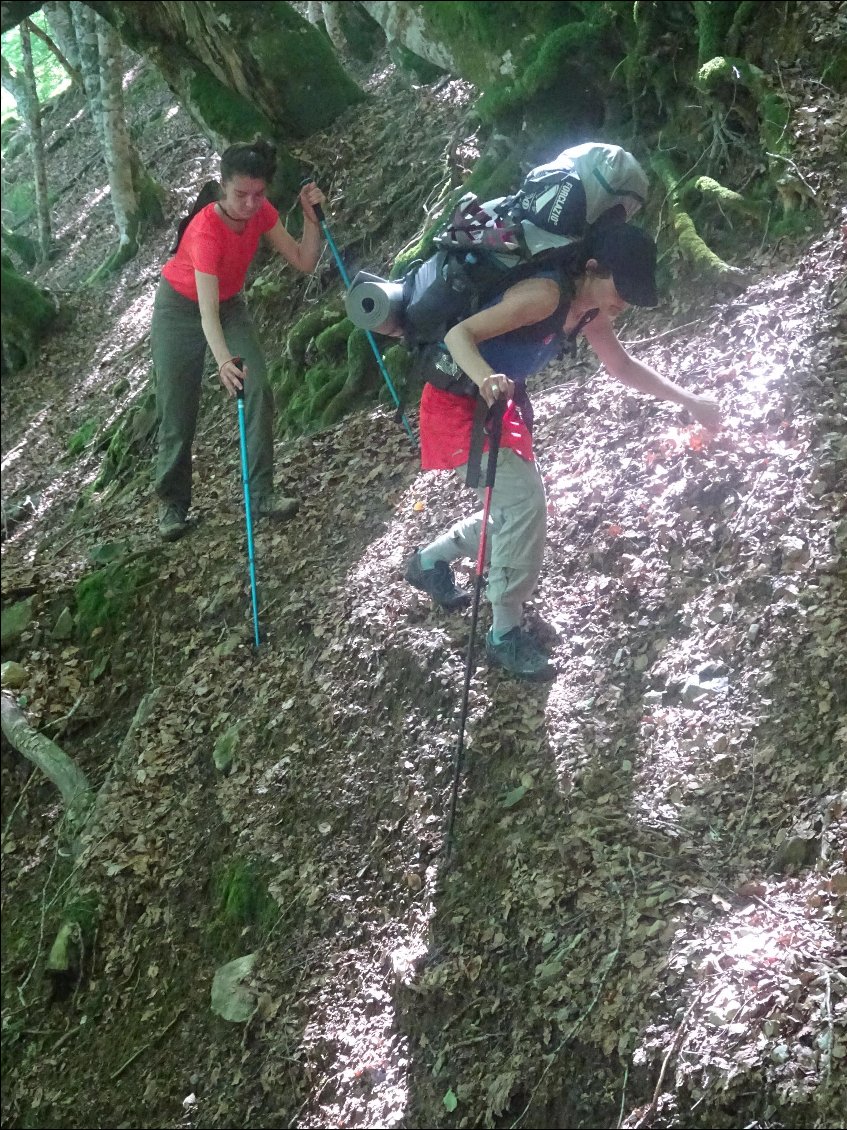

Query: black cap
[588,223,659,307]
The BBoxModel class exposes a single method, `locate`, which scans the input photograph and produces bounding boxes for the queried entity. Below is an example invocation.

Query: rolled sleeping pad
[345,271,405,336]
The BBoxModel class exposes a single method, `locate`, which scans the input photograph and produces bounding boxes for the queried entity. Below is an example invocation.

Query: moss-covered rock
[187,63,275,149]
[0,253,58,371]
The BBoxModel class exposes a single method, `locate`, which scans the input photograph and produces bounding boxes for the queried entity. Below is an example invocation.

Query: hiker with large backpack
[151,139,326,542]
[346,144,720,681]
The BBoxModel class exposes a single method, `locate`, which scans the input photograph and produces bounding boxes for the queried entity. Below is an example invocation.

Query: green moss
[0,253,58,370]
[305,362,341,394]
[188,63,274,143]
[319,329,380,427]
[389,41,445,83]
[726,0,761,55]
[220,0,365,137]
[759,91,791,156]
[696,54,765,92]
[75,560,151,641]
[689,175,765,218]
[286,306,343,368]
[1,223,38,268]
[309,372,346,417]
[208,859,278,956]
[68,418,99,457]
[314,317,354,360]
[476,17,609,125]
[693,0,738,68]
[416,1,573,88]
[333,1,385,62]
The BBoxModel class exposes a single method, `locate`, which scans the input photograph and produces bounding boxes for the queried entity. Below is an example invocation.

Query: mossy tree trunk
[20,23,52,258]
[1,34,51,260]
[71,0,106,148]
[89,17,140,280]
[71,3,164,281]
[87,0,365,197]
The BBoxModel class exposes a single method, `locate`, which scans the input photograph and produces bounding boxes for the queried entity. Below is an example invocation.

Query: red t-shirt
[161,199,279,302]
[419,384,534,471]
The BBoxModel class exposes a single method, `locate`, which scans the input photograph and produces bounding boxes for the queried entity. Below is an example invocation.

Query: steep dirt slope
[2,35,845,1130]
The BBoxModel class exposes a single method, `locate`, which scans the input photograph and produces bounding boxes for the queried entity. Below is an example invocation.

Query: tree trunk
[88,15,140,278]
[321,2,348,55]
[1,693,93,837]
[18,21,52,259]
[42,1,81,72]
[24,14,83,88]
[70,0,105,148]
[88,1,364,161]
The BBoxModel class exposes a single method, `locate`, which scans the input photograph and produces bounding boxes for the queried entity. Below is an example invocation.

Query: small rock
[211,953,258,1022]
[779,535,810,569]
[52,607,74,641]
[1,598,34,648]
[707,603,732,624]
[747,622,760,643]
[682,674,728,705]
[1,661,28,689]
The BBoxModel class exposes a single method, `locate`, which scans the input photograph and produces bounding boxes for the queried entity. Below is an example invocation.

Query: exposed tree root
[1,693,93,838]
[652,154,749,286]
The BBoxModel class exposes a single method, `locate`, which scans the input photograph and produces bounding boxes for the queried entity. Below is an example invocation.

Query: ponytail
[171,180,222,253]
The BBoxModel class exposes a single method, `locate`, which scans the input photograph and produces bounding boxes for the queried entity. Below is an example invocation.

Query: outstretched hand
[299,181,326,225]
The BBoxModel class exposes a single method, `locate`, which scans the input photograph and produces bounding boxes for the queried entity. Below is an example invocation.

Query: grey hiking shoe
[251,494,299,523]
[159,504,188,543]
[485,627,557,682]
[405,549,471,611]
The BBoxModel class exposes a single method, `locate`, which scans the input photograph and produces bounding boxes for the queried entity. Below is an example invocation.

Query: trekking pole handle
[232,356,245,401]
[300,174,325,224]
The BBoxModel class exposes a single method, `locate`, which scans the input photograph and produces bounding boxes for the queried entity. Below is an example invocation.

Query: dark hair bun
[220,139,277,184]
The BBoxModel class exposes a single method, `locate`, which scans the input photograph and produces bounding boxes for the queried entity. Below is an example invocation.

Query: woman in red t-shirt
[151,139,325,542]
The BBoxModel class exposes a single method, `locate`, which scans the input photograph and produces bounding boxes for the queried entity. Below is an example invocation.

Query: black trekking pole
[300,177,417,446]
[444,397,506,867]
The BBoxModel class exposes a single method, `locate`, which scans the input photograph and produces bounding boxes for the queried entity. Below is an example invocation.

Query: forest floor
[1,31,846,1130]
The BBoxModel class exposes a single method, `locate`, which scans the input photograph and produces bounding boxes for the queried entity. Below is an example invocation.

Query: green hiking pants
[151,278,274,513]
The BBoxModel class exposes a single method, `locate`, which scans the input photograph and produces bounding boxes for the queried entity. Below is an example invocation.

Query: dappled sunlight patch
[625,876,844,1124]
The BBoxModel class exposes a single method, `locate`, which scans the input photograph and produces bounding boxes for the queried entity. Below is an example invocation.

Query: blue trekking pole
[233,358,261,648]
[302,177,417,446]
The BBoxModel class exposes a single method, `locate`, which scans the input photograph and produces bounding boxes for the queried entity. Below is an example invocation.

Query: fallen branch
[1,693,93,836]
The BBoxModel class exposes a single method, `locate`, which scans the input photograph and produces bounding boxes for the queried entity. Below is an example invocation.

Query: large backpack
[345,142,648,349]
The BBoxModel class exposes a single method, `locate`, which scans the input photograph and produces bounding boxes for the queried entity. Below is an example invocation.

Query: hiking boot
[159,504,188,543]
[485,627,557,682]
[251,494,299,524]
[405,549,471,611]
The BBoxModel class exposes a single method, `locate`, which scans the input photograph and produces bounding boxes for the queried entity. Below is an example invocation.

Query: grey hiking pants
[150,278,274,513]
[426,449,547,633]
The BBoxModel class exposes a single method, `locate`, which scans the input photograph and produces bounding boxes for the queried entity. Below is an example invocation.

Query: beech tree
[1,30,51,259]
